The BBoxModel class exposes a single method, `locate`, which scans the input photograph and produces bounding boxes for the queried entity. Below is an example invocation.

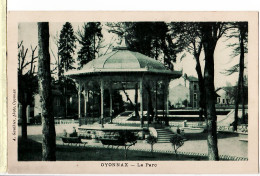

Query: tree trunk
[162,86,165,124]
[21,103,27,139]
[204,49,219,160]
[241,76,245,124]
[234,82,241,131]
[195,55,206,120]
[234,24,246,129]
[201,24,219,161]
[124,146,128,159]
[240,24,246,124]
[146,85,154,124]
[92,91,95,123]
[134,83,139,118]
[38,22,56,161]
[155,82,158,120]
[65,79,68,118]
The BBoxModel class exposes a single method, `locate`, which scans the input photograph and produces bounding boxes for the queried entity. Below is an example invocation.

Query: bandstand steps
[156,128,175,143]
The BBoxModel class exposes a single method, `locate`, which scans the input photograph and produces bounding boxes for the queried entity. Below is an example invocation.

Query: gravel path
[19,124,248,158]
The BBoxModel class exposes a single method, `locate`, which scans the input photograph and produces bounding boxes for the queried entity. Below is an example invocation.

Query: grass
[18,137,208,161]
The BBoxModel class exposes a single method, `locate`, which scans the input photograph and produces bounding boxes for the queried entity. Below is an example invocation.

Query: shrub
[170,134,185,154]
[119,131,137,159]
[146,135,157,155]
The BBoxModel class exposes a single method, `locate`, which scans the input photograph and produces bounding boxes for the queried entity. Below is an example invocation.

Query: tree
[200,22,231,160]
[58,22,76,73]
[107,22,180,66]
[38,22,56,161]
[170,23,205,119]
[224,22,248,128]
[50,32,61,80]
[18,41,38,139]
[58,22,77,118]
[146,135,157,155]
[77,22,103,68]
[170,134,185,155]
[119,131,137,159]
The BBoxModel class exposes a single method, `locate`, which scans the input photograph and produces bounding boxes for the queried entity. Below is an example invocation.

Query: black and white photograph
[6,11,258,174]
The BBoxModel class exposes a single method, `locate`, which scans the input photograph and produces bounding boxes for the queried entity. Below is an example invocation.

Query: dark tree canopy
[107,22,182,69]
[58,22,76,73]
[224,22,248,76]
[77,22,103,68]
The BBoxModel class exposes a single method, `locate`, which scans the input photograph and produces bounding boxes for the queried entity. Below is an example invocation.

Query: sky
[18,22,248,89]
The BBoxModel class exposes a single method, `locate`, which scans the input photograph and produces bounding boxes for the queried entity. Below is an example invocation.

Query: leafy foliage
[58,22,76,74]
[169,22,202,57]
[106,22,182,69]
[170,134,185,154]
[120,131,138,143]
[146,135,157,155]
[223,22,248,76]
[118,131,137,159]
[77,22,103,68]
[146,135,157,145]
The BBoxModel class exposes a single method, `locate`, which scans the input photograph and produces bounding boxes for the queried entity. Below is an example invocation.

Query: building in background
[169,74,200,109]
[34,89,65,117]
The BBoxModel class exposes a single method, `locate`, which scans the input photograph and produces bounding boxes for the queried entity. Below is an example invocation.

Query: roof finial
[113,35,128,51]
[120,37,127,48]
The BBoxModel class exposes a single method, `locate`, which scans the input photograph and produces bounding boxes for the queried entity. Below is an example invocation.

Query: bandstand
[65,40,182,129]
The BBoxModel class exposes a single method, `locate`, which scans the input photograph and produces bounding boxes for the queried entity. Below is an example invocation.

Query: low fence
[217,125,248,133]
[54,119,79,125]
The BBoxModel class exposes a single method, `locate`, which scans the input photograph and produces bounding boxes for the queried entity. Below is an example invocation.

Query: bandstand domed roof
[65,40,182,79]
[82,50,166,71]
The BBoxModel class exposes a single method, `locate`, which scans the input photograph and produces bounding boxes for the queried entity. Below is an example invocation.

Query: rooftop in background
[187,76,198,82]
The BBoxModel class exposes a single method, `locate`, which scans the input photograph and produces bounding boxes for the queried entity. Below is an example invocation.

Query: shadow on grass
[184,131,239,141]
[18,137,207,161]
[18,137,42,161]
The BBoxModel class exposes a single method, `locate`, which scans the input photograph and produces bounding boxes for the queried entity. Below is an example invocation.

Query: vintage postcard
[0,0,7,173]
[6,11,258,174]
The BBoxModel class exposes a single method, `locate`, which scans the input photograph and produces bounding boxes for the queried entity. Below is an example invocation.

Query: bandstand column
[139,78,143,128]
[155,81,158,121]
[100,79,104,128]
[109,87,113,122]
[84,86,89,118]
[166,84,169,116]
[78,82,82,119]
[165,80,170,126]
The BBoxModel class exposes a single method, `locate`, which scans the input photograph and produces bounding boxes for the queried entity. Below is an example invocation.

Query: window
[56,98,60,106]
[217,97,220,103]
[193,93,197,108]
[222,99,225,104]
[194,93,197,100]
[194,84,197,91]
[194,101,197,108]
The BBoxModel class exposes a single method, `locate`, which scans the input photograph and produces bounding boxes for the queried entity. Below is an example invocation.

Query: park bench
[100,138,125,148]
[61,137,88,147]
[100,138,137,149]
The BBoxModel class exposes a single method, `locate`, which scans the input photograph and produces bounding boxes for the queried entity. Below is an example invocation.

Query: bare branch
[30,45,38,74]
[18,41,23,48]
[103,36,115,55]
[20,47,28,73]
[221,64,240,76]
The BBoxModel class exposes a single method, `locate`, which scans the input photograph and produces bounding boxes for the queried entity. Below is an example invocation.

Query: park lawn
[18,137,208,161]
